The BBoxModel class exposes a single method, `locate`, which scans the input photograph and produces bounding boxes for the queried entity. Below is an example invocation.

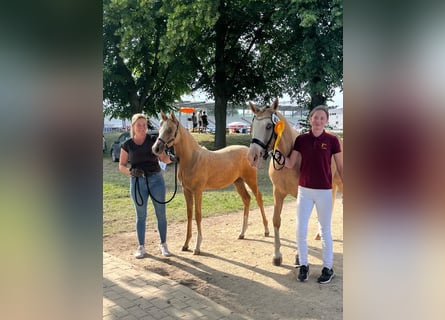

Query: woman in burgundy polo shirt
[284,106,343,284]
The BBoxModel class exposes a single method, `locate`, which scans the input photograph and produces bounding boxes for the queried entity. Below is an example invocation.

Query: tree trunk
[213,4,229,149]
[214,95,227,149]
[310,93,326,110]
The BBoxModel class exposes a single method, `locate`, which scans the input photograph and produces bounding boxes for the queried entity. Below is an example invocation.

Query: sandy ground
[104,196,343,320]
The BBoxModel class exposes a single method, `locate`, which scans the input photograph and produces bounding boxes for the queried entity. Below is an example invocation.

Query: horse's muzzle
[247,144,265,168]
[152,138,166,155]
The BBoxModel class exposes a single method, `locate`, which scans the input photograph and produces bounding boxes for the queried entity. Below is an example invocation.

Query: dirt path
[104,197,343,320]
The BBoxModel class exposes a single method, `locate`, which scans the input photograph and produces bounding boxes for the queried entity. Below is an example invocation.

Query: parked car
[110,132,130,162]
[110,129,159,162]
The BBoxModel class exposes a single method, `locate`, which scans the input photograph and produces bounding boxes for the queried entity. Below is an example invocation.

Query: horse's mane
[175,118,202,150]
[264,106,296,129]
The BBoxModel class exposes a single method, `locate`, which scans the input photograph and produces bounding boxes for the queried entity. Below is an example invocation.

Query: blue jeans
[130,172,167,245]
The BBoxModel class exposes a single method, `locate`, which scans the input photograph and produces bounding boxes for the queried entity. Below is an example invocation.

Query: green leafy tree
[280,0,343,110]
[103,0,193,119]
[104,0,342,147]
[163,0,342,148]
[163,0,295,148]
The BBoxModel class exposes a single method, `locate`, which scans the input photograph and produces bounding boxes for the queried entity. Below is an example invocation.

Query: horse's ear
[161,111,168,121]
[170,111,178,122]
[249,101,258,113]
[271,98,279,111]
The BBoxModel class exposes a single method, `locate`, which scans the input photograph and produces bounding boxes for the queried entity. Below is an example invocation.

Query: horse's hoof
[264,232,270,237]
[314,233,321,240]
[193,249,200,255]
[238,234,245,239]
[182,246,189,251]
[272,256,282,266]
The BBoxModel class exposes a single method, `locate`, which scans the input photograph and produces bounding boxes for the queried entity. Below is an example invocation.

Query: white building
[103,116,129,132]
[328,107,343,130]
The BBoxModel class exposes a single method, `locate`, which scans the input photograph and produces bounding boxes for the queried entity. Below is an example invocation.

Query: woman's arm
[119,149,131,175]
[284,150,301,169]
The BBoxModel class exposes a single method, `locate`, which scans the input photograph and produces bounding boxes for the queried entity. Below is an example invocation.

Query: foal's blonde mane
[160,111,204,162]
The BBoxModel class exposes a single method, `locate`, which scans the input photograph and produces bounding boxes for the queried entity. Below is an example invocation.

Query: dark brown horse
[247,99,343,265]
[152,111,270,255]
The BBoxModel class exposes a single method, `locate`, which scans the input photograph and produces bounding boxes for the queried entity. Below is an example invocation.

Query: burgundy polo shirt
[293,130,341,189]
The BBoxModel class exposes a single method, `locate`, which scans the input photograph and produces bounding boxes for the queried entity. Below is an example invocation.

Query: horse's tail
[244,181,252,193]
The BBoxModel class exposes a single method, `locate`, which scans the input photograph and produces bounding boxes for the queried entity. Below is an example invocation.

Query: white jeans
[296,186,333,269]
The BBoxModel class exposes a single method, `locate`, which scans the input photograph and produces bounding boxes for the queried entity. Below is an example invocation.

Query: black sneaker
[298,265,309,282]
[317,267,335,284]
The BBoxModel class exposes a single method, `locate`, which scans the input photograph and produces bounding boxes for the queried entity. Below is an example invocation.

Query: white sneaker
[134,245,145,259]
[159,243,171,256]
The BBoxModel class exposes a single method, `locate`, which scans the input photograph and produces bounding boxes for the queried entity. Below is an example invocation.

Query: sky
[182,87,344,108]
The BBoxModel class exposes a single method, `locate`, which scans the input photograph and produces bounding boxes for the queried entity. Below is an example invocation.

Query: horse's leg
[233,179,251,239]
[244,177,269,237]
[272,189,285,266]
[335,179,344,206]
[314,233,322,240]
[182,189,194,251]
[336,179,344,195]
[193,190,203,255]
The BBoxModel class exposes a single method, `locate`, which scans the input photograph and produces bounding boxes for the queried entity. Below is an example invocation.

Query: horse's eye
[167,127,172,134]
[266,123,273,130]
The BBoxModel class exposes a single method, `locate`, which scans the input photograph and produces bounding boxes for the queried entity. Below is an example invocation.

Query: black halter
[250,112,286,170]
[157,120,180,150]
[250,112,280,159]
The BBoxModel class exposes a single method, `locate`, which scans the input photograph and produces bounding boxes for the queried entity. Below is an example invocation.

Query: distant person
[201,111,208,133]
[192,112,198,132]
[283,106,343,284]
[197,109,203,133]
[118,113,173,258]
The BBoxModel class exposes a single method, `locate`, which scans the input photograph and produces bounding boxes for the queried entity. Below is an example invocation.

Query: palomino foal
[152,111,269,255]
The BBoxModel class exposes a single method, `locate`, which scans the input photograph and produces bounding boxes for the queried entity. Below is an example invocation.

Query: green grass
[103,131,288,238]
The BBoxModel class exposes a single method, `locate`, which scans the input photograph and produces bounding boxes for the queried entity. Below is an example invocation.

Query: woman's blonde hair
[130,113,147,138]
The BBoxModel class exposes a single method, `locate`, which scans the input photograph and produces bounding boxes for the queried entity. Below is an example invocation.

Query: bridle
[250,112,280,159]
[250,112,286,170]
[157,120,180,150]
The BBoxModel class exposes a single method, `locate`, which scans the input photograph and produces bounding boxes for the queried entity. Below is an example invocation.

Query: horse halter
[157,120,179,150]
[250,112,286,170]
[250,112,280,160]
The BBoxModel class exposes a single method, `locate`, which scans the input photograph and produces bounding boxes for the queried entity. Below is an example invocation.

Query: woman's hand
[158,150,172,164]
